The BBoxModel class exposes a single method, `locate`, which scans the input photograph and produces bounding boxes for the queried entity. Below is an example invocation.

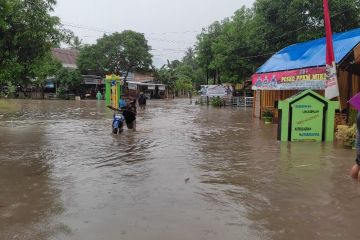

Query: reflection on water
[0,125,63,239]
[0,99,359,240]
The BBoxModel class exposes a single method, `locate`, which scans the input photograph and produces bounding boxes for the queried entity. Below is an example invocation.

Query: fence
[198,96,253,107]
[232,97,254,107]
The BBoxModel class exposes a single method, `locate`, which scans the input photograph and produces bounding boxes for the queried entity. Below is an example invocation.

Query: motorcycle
[107,105,136,134]
[112,112,125,134]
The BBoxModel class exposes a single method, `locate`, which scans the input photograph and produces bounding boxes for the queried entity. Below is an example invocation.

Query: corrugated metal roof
[256,27,360,73]
[127,81,165,86]
[52,48,79,69]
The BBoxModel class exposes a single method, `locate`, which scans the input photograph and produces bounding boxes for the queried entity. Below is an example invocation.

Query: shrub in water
[336,124,356,147]
[210,96,223,107]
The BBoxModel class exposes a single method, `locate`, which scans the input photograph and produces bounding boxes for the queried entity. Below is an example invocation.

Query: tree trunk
[214,69,220,85]
[124,69,130,81]
[218,70,221,84]
[206,70,209,85]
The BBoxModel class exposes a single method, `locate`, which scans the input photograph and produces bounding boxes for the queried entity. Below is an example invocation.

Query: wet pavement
[0,99,359,240]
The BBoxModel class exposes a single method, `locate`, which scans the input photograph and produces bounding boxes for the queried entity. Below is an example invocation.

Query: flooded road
[0,99,359,240]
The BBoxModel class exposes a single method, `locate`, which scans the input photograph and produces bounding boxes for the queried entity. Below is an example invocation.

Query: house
[41,48,80,97]
[252,27,360,124]
[52,48,79,69]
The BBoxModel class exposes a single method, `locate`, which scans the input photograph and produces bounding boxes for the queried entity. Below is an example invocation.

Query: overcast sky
[54,0,255,67]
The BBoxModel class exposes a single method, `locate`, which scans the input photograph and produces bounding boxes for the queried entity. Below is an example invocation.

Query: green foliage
[56,87,66,98]
[31,53,62,85]
[0,0,69,85]
[336,124,356,147]
[55,68,83,93]
[153,48,206,92]
[158,0,360,90]
[0,81,16,98]
[253,0,360,53]
[77,30,152,78]
[175,78,193,92]
[69,36,83,50]
[210,96,223,107]
[262,108,274,118]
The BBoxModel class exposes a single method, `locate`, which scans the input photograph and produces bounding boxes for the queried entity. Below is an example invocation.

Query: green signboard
[277,90,339,142]
[290,96,325,141]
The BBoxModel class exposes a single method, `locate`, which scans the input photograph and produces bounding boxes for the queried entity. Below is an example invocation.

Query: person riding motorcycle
[121,98,137,130]
[108,97,137,133]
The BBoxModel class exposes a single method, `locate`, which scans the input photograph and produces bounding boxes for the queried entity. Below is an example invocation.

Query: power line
[62,22,196,45]
[59,8,357,62]
[62,21,201,35]
[63,8,353,54]
[51,48,183,58]
[146,30,201,35]
[61,23,111,34]
[51,47,273,60]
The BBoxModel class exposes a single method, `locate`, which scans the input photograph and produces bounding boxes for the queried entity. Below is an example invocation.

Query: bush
[262,108,274,118]
[335,124,356,147]
[56,87,67,99]
[210,96,223,107]
[1,82,17,98]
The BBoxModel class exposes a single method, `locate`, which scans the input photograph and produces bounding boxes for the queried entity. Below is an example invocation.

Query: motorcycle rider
[122,98,137,131]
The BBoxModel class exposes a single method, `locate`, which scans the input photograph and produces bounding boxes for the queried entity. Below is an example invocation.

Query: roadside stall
[126,81,167,99]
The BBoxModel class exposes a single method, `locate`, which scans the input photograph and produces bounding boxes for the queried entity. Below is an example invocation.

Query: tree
[55,68,83,94]
[77,44,105,76]
[77,30,152,79]
[69,36,83,50]
[182,47,196,67]
[31,52,62,85]
[153,0,360,92]
[192,0,360,86]
[196,21,224,84]
[174,78,193,96]
[0,0,67,86]
[253,0,360,52]
[153,60,178,91]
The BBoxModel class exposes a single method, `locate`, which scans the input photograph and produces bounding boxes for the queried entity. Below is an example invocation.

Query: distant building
[51,48,79,69]
[49,48,164,99]
[41,48,80,96]
[126,72,167,99]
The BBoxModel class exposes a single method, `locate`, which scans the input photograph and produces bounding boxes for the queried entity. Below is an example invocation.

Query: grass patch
[0,100,20,113]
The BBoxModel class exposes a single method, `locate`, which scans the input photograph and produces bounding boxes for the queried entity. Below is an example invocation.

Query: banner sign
[325,62,339,99]
[158,85,166,91]
[323,0,340,99]
[200,85,231,96]
[84,79,102,85]
[252,67,326,90]
[128,83,137,90]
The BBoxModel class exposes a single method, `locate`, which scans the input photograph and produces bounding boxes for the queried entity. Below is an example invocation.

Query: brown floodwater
[0,99,359,240]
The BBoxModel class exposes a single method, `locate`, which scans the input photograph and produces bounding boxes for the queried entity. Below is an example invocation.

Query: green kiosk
[278,90,339,142]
